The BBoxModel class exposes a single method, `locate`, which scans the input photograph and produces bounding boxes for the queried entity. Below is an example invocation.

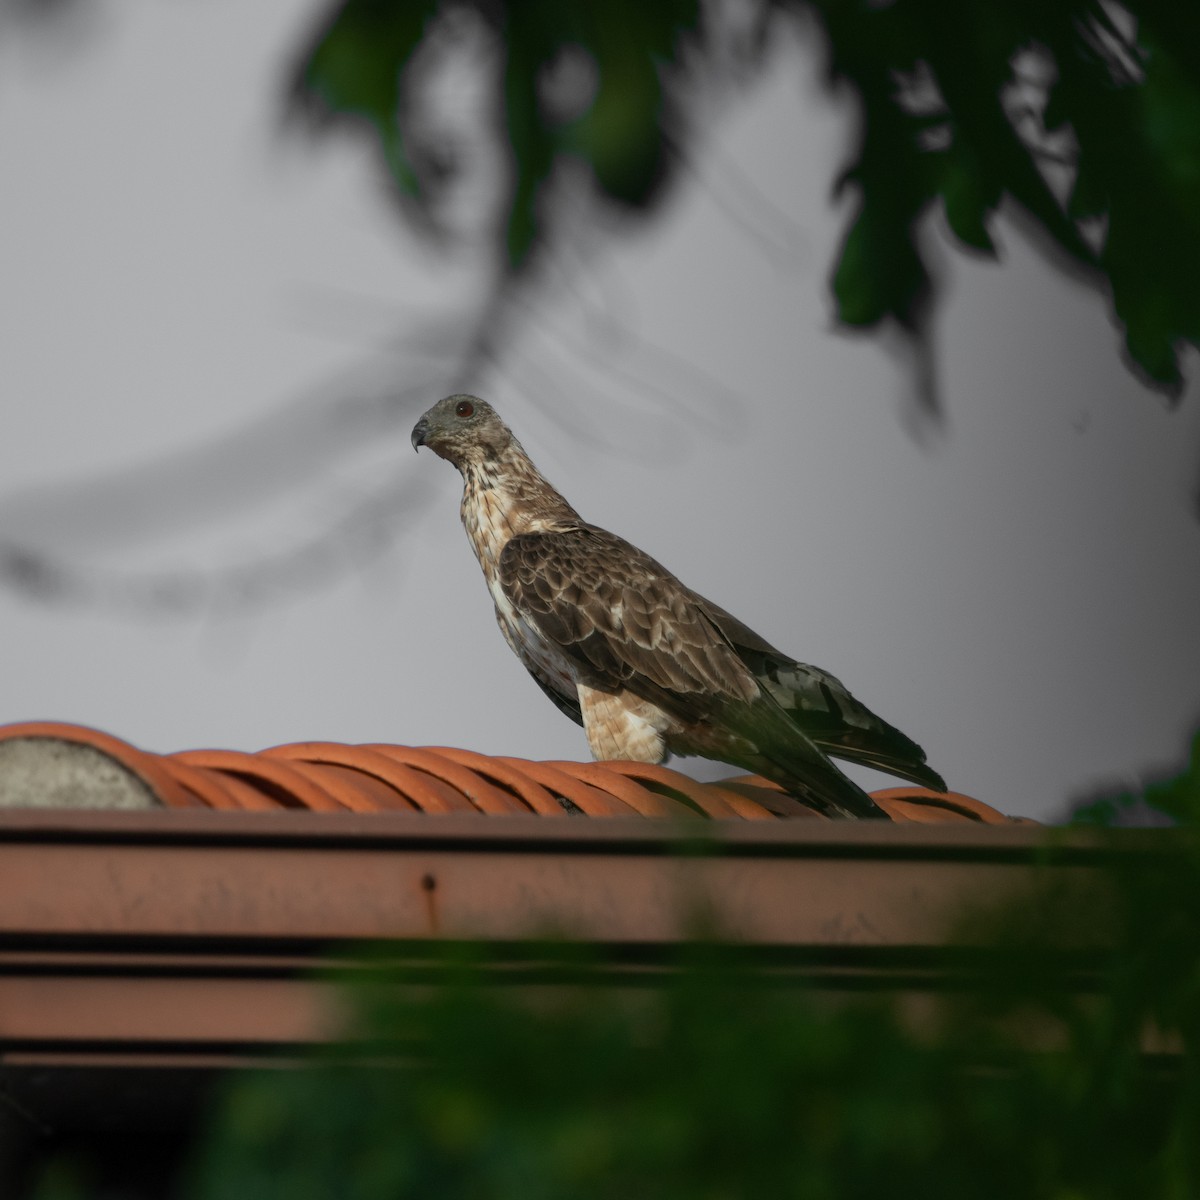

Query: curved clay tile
[341,747,477,814]
[875,795,973,824]
[596,761,777,821]
[361,745,530,815]
[425,747,566,818]
[261,743,428,812]
[0,721,1028,823]
[543,760,701,819]
[171,749,344,813]
[164,758,265,811]
[294,762,413,814]
[871,787,1015,825]
[713,777,822,819]
[493,757,643,818]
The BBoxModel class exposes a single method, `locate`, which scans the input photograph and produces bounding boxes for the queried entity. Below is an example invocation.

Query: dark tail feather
[815,739,947,794]
[701,621,947,799]
[757,749,891,820]
[723,698,890,820]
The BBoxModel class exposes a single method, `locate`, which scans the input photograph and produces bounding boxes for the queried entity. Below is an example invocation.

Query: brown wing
[500,526,891,819]
[497,526,759,706]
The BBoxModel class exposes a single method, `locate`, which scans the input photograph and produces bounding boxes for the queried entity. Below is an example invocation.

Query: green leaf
[497,0,700,266]
[833,200,929,329]
[940,152,1000,255]
[1144,731,1200,822]
[299,0,441,195]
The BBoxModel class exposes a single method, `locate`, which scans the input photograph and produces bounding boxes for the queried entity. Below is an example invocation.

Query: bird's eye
[455,399,475,419]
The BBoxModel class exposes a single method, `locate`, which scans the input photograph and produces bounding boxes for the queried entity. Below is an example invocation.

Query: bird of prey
[411,394,945,819]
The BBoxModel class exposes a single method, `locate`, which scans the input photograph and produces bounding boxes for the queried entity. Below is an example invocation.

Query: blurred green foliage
[297,0,700,265]
[178,731,1200,1200]
[1074,730,1200,827]
[294,0,1200,397]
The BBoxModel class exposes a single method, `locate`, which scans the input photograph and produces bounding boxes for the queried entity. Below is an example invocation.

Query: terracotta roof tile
[171,748,344,812]
[598,760,778,821]
[0,721,1030,823]
[426,746,566,817]
[493,756,643,818]
[543,759,702,819]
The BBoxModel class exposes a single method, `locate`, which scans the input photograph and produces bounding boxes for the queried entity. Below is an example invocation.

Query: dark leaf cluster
[818,0,1200,396]
[294,0,1200,396]
[295,0,702,266]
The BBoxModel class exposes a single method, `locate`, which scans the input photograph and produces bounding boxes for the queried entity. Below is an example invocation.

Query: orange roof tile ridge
[171,749,344,812]
[492,757,641,817]
[0,721,1029,823]
[591,761,778,821]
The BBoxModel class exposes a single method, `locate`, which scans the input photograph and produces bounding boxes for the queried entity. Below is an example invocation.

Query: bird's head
[411,394,515,469]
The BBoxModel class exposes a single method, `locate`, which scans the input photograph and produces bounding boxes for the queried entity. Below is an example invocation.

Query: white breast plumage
[461,481,578,698]
[487,574,578,694]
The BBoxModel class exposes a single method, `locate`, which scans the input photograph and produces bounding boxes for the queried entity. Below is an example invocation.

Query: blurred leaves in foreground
[172,730,1200,1200]
[294,0,1200,399]
[1074,728,1200,827]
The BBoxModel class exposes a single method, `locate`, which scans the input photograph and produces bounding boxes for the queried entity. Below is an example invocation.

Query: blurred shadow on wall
[0,0,784,618]
[2,0,1199,620]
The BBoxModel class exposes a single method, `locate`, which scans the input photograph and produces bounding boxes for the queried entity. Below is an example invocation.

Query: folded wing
[498,526,893,819]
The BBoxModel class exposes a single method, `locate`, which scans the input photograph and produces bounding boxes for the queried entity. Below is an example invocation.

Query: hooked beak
[410,417,430,452]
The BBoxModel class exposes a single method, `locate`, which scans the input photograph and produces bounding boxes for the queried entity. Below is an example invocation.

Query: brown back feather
[498,526,760,705]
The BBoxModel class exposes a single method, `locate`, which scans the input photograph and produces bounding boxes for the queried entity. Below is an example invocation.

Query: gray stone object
[0,737,160,809]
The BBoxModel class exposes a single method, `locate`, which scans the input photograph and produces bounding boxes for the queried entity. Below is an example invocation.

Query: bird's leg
[577,683,670,763]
